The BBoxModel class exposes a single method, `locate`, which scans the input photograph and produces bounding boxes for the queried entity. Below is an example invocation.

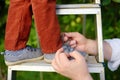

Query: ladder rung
[56,4,100,9]
[56,8,100,15]
[8,61,103,73]
[8,56,104,73]
[56,4,101,15]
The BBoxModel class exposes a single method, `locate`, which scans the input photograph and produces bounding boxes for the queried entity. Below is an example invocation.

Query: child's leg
[5,0,32,50]
[4,0,44,66]
[31,0,63,53]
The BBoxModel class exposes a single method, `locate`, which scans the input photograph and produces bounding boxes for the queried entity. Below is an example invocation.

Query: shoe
[4,45,43,66]
[43,43,74,63]
[62,43,87,60]
[44,53,55,63]
[44,43,87,63]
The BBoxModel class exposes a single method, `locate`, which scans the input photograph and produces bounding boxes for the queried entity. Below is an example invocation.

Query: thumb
[56,48,64,55]
[64,32,76,38]
[62,33,69,42]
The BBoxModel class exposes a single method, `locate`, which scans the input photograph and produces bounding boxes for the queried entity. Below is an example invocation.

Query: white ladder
[7,1,105,80]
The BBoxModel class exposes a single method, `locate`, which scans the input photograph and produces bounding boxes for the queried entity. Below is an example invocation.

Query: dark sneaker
[4,45,43,66]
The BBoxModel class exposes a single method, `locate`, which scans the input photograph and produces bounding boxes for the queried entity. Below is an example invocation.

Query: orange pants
[5,0,62,53]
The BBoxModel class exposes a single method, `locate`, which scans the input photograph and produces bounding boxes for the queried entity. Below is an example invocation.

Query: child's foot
[44,43,87,63]
[43,43,74,63]
[4,45,43,66]
[44,53,55,63]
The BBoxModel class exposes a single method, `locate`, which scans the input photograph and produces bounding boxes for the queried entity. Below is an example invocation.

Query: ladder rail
[96,10,104,62]
[95,0,101,4]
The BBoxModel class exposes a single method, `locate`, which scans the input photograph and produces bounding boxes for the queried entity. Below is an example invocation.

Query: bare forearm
[85,39,98,55]
[85,39,112,61]
[103,41,112,61]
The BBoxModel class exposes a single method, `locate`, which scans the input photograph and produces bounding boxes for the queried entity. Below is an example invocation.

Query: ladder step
[8,56,104,73]
[56,4,101,15]
[56,4,100,9]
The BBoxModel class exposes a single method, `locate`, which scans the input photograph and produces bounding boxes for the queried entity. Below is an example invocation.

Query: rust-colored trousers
[5,0,62,53]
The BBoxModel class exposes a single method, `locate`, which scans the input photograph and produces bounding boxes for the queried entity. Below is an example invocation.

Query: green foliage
[58,15,83,32]
[16,72,69,80]
[102,0,111,6]
[102,0,120,6]
[27,20,39,47]
[0,0,120,80]
[113,0,120,3]
[101,1,120,39]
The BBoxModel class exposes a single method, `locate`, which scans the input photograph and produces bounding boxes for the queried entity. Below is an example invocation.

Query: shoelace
[63,42,74,53]
[5,50,23,56]
[26,46,37,52]
[5,46,37,56]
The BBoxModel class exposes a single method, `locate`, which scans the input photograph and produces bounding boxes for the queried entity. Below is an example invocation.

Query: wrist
[71,74,93,80]
[84,74,93,80]
[85,39,98,55]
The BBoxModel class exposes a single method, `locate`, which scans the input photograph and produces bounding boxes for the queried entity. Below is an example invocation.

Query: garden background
[0,0,120,80]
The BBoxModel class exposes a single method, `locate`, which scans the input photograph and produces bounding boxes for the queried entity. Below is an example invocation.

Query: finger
[64,32,77,38]
[63,33,69,42]
[71,44,77,48]
[64,36,69,42]
[52,54,61,71]
[61,32,69,41]
[52,59,60,72]
[61,32,66,41]
[54,48,64,68]
[69,40,77,45]
[54,48,65,68]
[69,51,84,61]
[65,53,70,57]
[57,47,70,57]
[56,48,64,53]
[64,32,74,41]
[54,52,69,71]
[59,53,69,64]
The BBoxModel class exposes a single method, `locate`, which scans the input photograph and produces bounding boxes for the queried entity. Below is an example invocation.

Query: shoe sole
[5,56,44,66]
[44,58,52,64]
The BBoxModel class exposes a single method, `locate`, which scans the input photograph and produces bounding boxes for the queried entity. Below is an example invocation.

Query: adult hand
[63,32,98,55]
[63,32,88,52]
[52,48,93,80]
